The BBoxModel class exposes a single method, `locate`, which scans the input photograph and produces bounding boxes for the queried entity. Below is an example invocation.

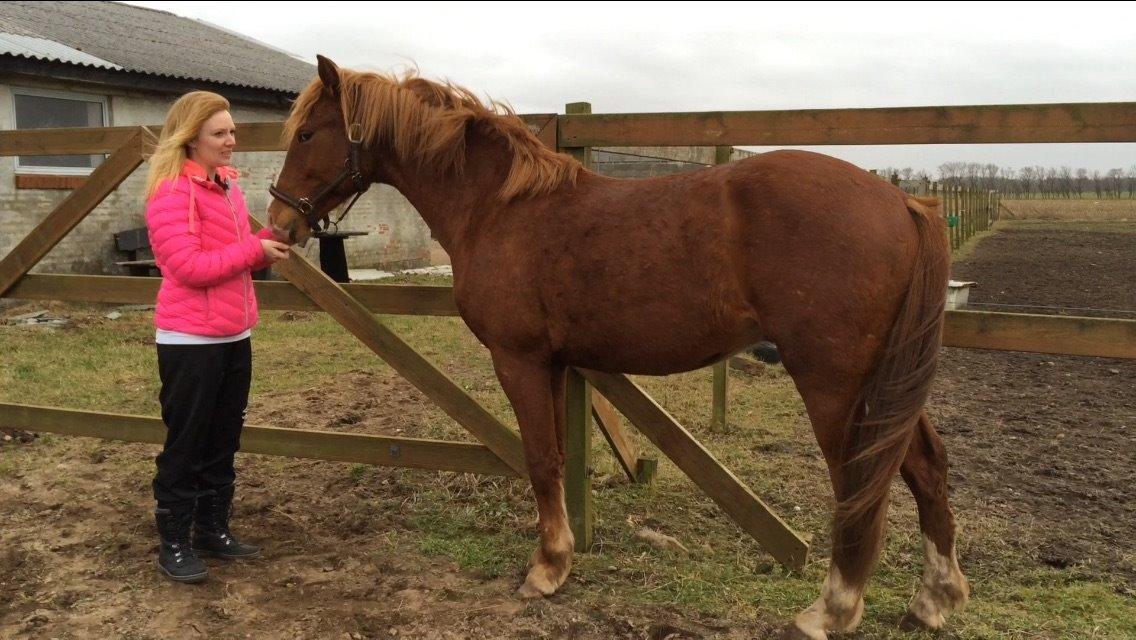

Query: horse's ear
[317,55,341,96]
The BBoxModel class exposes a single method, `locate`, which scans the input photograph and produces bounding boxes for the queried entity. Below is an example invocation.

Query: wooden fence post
[560,100,656,485]
[562,102,595,551]
[988,190,996,229]
[945,183,955,251]
[565,368,594,551]
[711,362,728,433]
[564,102,592,167]
[980,188,986,232]
[954,185,963,250]
[967,186,975,241]
[971,187,978,238]
[710,145,732,432]
[962,186,970,245]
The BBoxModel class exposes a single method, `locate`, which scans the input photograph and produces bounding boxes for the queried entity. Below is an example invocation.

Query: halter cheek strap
[268,120,369,237]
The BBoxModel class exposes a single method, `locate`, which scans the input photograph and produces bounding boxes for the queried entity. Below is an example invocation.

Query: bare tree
[980,164,999,190]
[1076,168,1090,198]
[1017,166,1036,198]
[896,161,1134,199]
[1058,167,1074,198]
[1106,168,1125,198]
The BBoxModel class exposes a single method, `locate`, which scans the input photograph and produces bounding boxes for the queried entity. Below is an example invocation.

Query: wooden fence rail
[0,404,520,477]
[556,102,1136,147]
[6,276,1133,360]
[3,102,1135,157]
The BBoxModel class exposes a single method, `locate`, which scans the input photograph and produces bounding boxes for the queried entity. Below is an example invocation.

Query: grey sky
[127,1,1136,175]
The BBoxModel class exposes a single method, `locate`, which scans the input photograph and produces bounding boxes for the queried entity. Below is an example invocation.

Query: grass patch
[998,218,1136,234]
[1001,198,1136,222]
[410,485,532,578]
[417,533,523,579]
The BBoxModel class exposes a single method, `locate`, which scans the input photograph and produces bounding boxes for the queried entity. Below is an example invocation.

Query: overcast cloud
[127,1,1136,174]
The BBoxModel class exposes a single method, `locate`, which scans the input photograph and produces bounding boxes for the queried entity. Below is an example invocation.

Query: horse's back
[725,149,913,228]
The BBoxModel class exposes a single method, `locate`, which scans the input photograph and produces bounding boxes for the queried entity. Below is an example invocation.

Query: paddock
[1,101,1134,638]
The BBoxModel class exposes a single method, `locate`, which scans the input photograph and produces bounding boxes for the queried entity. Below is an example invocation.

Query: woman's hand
[260,239,291,262]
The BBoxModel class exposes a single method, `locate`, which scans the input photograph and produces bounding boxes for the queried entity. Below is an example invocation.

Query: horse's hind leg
[899,411,969,630]
[490,350,574,598]
[783,379,873,640]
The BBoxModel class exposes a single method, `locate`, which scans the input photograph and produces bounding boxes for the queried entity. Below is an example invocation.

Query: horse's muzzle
[269,224,291,243]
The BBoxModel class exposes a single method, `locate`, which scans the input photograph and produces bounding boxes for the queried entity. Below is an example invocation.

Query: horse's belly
[553,302,763,375]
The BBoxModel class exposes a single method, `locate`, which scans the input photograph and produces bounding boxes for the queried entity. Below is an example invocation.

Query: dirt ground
[2,376,774,640]
[950,223,1136,318]
[936,223,1136,582]
[1,222,1133,638]
[2,362,773,640]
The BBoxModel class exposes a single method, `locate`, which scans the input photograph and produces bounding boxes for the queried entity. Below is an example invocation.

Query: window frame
[12,86,110,176]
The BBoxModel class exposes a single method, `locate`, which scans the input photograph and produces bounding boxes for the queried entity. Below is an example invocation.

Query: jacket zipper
[223,187,251,327]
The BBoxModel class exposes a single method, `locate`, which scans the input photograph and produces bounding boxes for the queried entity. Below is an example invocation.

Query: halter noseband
[269,122,369,238]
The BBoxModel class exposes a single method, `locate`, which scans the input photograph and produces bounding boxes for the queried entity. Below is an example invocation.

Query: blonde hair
[145,91,231,197]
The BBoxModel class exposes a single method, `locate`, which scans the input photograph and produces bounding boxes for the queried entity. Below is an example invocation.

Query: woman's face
[189,110,236,172]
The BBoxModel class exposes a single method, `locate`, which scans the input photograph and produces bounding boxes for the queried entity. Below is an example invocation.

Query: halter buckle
[348,122,364,144]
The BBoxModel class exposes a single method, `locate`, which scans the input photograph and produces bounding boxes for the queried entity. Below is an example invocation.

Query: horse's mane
[285,69,580,202]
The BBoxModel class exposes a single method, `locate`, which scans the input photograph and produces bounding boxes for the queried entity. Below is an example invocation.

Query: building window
[13,88,108,175]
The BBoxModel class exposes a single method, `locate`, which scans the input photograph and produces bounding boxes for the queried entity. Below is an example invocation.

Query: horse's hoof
[780,624,825,640]
[515,576,554,599]
[898,611,934,632]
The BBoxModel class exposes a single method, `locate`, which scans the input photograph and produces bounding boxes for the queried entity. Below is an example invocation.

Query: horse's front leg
[491,350,573,598]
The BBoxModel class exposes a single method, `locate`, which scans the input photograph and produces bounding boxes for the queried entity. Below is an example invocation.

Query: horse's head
[268,55,372,246]
[270,57,581,245]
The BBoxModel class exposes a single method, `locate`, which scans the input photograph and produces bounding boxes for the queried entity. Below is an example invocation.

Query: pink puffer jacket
[146,160,275,336]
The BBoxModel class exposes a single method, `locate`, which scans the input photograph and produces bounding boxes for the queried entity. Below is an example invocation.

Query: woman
[144,91,290,583]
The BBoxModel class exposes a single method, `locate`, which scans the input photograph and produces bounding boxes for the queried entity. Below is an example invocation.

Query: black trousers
[153,338,251,511]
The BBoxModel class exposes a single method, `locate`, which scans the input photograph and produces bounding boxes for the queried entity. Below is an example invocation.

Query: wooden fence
[878,174,1001,252]
[3,99,1135,573]
[934,183,999,252]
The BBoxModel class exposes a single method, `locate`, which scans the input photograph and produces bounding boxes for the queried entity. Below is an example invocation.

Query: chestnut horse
[267,56,968,639]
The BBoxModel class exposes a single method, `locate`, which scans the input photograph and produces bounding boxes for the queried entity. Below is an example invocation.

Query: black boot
[156,507,207,583]
[193,484,260,559]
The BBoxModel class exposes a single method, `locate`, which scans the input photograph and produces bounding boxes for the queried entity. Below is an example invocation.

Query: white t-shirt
[155,329,251,345]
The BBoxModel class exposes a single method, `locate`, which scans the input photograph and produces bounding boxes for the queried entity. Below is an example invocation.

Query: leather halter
[268,122,369,237]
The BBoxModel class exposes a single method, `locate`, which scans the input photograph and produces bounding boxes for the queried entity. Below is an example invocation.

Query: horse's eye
[298,132,313,143]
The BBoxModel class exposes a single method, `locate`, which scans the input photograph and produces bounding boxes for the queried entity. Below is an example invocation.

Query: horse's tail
[835,195,950,583]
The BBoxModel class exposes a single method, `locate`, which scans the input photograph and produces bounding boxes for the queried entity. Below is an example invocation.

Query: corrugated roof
[0,1,315,94]
[0,32,123,70]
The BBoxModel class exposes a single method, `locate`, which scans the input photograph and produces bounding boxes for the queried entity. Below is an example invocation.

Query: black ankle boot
[194,484,260,559]
[156,507,207,583]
